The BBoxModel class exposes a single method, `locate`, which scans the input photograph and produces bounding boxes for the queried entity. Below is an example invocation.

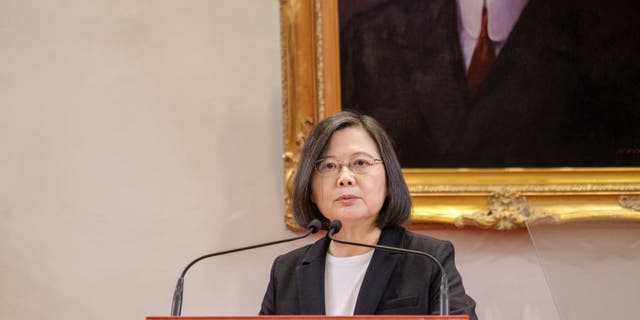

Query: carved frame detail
[279,0,640,230]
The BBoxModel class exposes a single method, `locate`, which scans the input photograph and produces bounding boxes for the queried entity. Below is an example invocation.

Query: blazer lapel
[295,236,330,314]
[411,0,470,154]
[353,227,406,315]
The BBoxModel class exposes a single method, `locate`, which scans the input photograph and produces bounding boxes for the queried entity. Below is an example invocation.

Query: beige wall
[1,1,638,320]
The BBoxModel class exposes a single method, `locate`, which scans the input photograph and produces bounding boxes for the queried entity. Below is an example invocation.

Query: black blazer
[259,226,477,320]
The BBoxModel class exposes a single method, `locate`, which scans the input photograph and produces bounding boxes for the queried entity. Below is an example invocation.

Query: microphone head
[328,220,342,235]
[307,219,322,234]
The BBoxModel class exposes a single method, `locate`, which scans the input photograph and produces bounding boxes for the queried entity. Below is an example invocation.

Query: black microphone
[170,219,323,316]
[327,220,450,316]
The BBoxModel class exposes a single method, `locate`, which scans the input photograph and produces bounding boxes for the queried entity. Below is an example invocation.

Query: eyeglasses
[314,154,384,176]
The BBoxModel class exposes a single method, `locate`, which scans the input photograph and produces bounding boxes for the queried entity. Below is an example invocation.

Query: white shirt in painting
[458,0,529,70]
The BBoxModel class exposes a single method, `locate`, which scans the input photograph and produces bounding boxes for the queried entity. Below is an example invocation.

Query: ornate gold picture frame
[279,0,640,230]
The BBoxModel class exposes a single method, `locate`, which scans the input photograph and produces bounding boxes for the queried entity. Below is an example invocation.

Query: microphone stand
[170,220,322,316]
[327,220,449,316]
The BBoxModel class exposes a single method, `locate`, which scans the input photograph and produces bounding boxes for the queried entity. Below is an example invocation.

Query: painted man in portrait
[340,0,640,168]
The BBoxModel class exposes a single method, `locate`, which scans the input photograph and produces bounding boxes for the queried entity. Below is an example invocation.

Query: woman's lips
[336,194,358,204]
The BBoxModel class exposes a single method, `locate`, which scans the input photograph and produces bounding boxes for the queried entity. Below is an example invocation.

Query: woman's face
[311,126,387,228]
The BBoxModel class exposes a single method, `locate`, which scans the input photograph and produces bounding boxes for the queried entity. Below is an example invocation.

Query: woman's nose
[337,166,355,186]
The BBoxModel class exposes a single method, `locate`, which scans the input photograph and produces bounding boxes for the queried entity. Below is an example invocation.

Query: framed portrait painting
[279,0,640,230]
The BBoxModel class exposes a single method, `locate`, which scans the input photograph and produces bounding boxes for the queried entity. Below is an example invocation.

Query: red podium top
[147,316,469,320]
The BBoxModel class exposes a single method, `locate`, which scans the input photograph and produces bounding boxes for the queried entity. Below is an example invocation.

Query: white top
[457,0,529,69]
[324,250,375,315]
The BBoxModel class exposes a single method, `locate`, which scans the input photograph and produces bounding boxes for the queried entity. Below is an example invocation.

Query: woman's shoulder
[271,236,328,267]
[274,243,313,262]
[385,226,453,253]
[406,229,450,244]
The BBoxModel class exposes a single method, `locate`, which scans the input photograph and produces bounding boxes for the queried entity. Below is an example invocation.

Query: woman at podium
[259,112,477,319]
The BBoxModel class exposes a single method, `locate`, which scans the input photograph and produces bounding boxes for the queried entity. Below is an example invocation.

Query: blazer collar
[296,235,330,314]
[354,226,406,314]
[295,227,407,315]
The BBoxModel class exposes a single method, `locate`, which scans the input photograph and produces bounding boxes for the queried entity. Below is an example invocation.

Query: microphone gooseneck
[170,219,322,316]
[327,220,450,316]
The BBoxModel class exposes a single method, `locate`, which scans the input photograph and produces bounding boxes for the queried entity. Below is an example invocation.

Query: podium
[147,316,469,320]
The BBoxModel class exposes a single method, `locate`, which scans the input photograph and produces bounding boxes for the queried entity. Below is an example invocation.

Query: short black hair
[292,111,411,229]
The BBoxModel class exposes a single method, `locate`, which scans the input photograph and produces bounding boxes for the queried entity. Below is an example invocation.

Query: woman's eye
[324,162,337,170]
[353,159,368,167]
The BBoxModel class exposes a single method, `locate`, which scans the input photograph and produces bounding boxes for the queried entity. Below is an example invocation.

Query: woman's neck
[328,223,382,257]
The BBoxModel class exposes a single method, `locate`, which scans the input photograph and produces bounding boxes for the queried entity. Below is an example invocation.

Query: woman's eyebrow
[322,151,374,158]
[321,151,379,160]
[350,151,375,158]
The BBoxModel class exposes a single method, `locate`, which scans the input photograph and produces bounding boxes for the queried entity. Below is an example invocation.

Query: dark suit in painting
[340,0,640,168]
[259,226,477,319]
